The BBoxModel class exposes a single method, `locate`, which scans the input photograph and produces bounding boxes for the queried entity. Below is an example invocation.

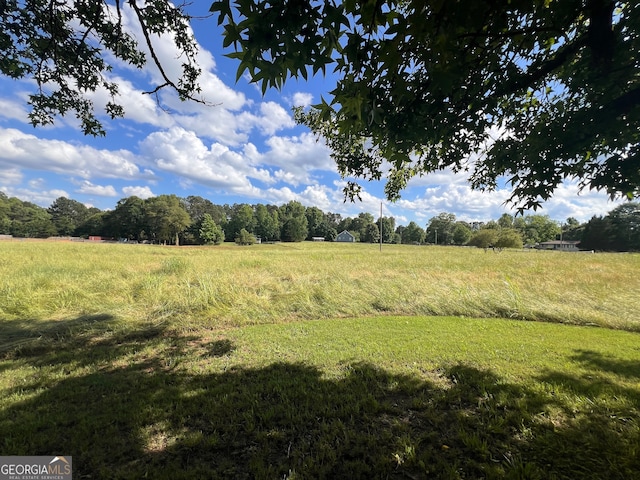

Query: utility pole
[435,228,438,245]
[380,202,383,252]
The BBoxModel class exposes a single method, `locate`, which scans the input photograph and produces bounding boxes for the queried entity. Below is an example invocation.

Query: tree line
[0,191,638,251]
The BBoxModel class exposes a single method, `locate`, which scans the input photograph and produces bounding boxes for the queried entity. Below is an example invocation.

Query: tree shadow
[571,349,640,380]
[1,330,639,479]
[0,313,117,353]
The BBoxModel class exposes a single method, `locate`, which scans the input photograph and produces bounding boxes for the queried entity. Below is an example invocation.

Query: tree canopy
[2,1,639,208]
[212,0,640,210]
[0,0,202,135]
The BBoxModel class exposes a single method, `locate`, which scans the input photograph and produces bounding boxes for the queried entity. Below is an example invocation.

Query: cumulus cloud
[0,167,23,187]
[0,128,147,180]
[139,126,270,193]
[75,181,118,197]
[394,176,624,225]
[1,186,70,208]
[256,102,296,135]
[269,184,335,211]
[529,180,625,222]
[291,92,314,107]
[0,97,30,123]
[122,185,155,199]
[258,132,334,184]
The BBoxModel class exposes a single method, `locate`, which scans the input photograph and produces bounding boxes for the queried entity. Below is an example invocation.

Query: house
[312,237,325,242]
[335,230,355,243]
[536,240,581,251]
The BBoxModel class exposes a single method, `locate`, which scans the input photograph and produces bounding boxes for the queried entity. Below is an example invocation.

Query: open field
[1,241,639,330]
[1,242,639,478]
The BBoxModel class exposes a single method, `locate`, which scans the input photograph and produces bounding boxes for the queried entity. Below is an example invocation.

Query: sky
[0,3,625,227]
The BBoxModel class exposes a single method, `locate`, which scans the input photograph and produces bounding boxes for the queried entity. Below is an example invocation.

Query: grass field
[1,241,639,478]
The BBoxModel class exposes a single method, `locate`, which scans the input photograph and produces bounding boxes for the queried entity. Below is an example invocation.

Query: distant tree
[75,211,109,238]
[580,216,614,251]
[279,201,308,242]
[349,212,375,241]
[468,229,498,249]
[494,229,524,250]
[109,196,147,241]
[254,204,280,241]
[452,222,473,245]
[7,199,56,238]
[608,203,640,251]
[183,196,226,225]
[324,212,342,231]
[47,197,91,236]
[497,214,514,229]
[322,226,338,242]
[336,216,353,234]
[401,221,425,244]
[377,216,396,243]
[198,214,225,245]
[305,206,326,240]
[145,195,191,245]
[426,213,457,245]
[562,217,584,241]
[225,204,256,241]
[235,228,256,245]
[518,215,561,244]
[183,196,227,244]
[0,192,11,234]
[282,216,308,242]
[362,223,380,243]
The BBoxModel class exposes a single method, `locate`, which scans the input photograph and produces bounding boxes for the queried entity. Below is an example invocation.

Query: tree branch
[127,0,210,106]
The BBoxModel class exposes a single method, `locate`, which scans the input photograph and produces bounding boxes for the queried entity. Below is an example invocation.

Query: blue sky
[0,3,624,226]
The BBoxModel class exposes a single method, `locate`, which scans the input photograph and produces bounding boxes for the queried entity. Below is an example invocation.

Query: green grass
[1,241,639,330]
[1,241,639,478]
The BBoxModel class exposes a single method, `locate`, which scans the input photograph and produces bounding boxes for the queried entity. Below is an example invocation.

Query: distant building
[335,230,355,243]
[312,237,325,242]
[536,240,581,251]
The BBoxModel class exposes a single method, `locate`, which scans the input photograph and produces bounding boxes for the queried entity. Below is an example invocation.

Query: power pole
[380,202,383,252]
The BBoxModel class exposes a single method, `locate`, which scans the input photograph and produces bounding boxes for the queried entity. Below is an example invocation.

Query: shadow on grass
[1,325,639,479]
[0,314,119,364]
[571,349,640,380]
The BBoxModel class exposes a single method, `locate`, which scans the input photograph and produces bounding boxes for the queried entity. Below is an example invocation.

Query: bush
[235,228,256,245]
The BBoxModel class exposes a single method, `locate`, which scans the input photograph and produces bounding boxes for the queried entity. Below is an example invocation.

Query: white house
[536,240,581,251]
[336,230,355,242]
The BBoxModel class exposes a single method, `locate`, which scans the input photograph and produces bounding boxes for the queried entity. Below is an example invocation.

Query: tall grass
[1,241,640,478]
[1,241,639,331]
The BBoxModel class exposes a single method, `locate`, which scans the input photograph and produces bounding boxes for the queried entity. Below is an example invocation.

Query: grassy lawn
[1,242,639,478]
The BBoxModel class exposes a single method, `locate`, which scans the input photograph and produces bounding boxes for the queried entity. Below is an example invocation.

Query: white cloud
[75,181,118,197]
[0,128,147,180]
[528,180,625,222]
[256,102,295,135]
[291,92,314,107]
[122,185,155,199]
[88,75,175,129]
[2,187,69,208]
[138,126,268,192]
[0,97,30,123]
[258,132,334,185]
[0,167,23,187]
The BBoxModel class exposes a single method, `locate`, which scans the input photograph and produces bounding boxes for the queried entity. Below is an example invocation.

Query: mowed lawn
[1,241,639,478]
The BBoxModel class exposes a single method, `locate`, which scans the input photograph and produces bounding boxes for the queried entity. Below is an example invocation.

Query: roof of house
[538,240,580,245]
